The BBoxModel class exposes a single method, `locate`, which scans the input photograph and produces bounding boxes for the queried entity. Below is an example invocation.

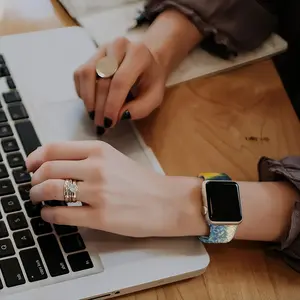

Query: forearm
[178,178,298,242]
[143,9,203,77]
[235,181,297,242]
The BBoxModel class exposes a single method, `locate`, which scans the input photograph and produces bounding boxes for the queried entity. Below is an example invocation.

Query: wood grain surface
[1,1,300,299]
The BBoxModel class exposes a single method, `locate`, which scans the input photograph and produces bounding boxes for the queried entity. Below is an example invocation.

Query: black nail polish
[104,117,113,128]
[96,126,105,135]
[121,110,131,120]
[89,111,95,120]
[125,91,134,102]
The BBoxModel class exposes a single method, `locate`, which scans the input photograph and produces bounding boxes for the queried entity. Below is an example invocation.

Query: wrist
[143,37,169,77]
[143,9,202,76]
[165,176,209,237]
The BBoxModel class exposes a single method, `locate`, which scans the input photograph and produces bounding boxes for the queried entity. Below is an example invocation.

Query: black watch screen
[206,181,242,222]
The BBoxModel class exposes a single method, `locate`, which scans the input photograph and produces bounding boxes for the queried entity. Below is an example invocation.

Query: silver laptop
[0,26,209,300]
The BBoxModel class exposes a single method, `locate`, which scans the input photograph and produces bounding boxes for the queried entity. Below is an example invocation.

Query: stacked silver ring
[63,179,79,203]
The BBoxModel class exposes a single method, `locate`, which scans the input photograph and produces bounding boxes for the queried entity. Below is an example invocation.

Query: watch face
[206,181,242,222]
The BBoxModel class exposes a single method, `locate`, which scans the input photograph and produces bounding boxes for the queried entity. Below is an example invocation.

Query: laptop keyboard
[0,54,102,294]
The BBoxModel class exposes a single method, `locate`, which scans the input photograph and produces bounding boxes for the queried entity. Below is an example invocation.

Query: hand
[26,141,205,237]
[74,37,167,134]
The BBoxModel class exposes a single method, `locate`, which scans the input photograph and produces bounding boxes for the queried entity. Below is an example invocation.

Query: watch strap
[199,224,237,244]
[198,172,231,181]
[198,172,238,244]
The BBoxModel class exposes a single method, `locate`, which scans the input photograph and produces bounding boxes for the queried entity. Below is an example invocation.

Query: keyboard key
[54,224,77,236]
[15,120,41,155]
[2,138,19,152]
[0,54,5,65]
[2,90,21,103]
[45,200,67,207]
[25,201,41,218]
[0,110,7,123]
[68,252,93,272]
[60,233,86,253]
[13,229,35,249]
[7,152,24,168]
[38,234,69,277]
[0,239,15,258]
[0,65,10,77]
[31,217,52,235]
[0,164,8,179]
[13,168,31,184]
[7,212,28,231]
[20,248,48,282]
[0,221,8,238]
[8,103,28,120]
[0,257,26,287]
[18,184,31,200]
[1,195,21,213]
[0,124,13,138]
[6,77,16,89]
[0,179,14,196]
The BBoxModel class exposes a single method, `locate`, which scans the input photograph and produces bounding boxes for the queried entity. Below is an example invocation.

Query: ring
[95,56,119,79]
[63,179,79,203]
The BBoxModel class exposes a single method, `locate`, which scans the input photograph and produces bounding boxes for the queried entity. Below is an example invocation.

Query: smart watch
[198,173,242,243]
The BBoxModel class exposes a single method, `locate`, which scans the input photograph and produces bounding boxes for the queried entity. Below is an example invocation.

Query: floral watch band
[197,173,238,244]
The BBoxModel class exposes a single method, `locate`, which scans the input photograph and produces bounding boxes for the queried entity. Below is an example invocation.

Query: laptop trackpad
[32,99,156,168]
[32,99,96,143]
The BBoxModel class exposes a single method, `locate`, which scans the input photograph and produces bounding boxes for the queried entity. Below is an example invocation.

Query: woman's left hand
[26,141,203,237]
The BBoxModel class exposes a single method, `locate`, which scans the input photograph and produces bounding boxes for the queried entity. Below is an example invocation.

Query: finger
[26,141,95,172]
[30,179,89,204]
[41,206,93,227]
[104,43,151,127]
[93,38,129,132]
[98,38,128,129]
[31,160,86,185]
[74,70,80,97]
[105,37,128,68]
[94,78,110,134]
[78,48,106,115]
[119,81,164,120]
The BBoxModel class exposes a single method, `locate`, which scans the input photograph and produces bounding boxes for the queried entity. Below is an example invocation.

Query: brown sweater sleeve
[258,156,300,272]
[142,0,277,58]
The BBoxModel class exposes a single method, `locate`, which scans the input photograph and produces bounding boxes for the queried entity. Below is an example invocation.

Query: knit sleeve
[258,156,300,272]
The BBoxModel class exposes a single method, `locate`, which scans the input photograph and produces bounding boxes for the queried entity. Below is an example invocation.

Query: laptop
[0,26,209,300]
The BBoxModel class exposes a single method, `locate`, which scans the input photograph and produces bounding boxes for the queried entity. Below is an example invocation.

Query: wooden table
[1,1,300,299]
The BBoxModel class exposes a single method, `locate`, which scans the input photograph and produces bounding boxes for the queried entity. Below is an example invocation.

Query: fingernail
[104,117,112,128]
[121,110,131,120]
[125,91,134,102]
[96,126,105,135]
[89,111,95,120]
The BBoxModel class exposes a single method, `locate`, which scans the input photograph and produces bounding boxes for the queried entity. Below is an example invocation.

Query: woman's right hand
[74,37,167,135]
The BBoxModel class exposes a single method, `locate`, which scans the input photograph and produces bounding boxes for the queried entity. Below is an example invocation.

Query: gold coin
[96,56,118,78]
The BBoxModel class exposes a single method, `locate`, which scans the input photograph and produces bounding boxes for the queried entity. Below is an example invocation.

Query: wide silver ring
[95,56,119,79]
[63,179,79,203]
